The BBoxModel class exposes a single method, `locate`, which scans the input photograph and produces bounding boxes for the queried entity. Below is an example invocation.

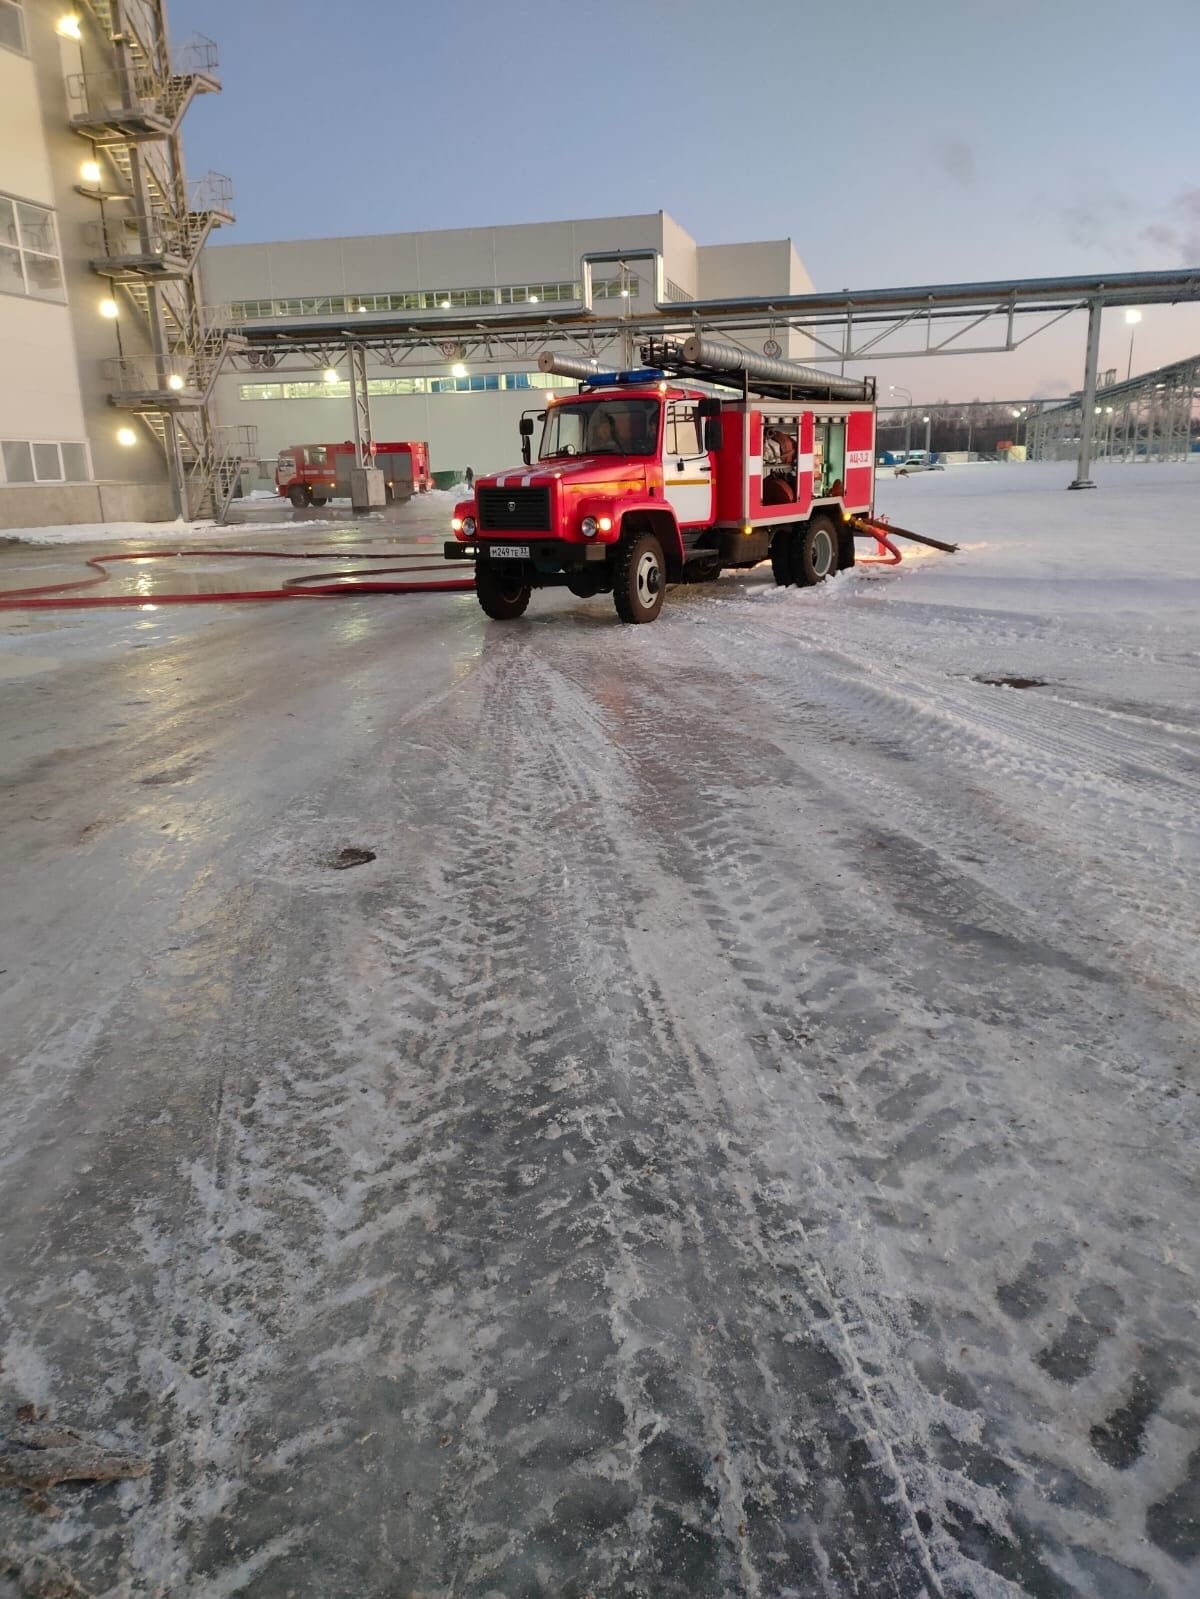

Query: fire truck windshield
[539,398,660,459]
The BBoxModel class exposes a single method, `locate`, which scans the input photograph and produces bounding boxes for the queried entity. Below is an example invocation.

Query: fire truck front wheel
[475,561,532,621]
[288,486,309,509]
[613,531,666,624]
[792,516,839,587]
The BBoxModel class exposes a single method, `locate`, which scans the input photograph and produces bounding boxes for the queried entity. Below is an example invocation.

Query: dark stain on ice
[1089,1369,1160,1470]
[974,674,1049,690]
[327,846,376,870]
[1036,1284,1123,1384]
[138,756,205,786]
[1037,1314,1107,1385]
[996,1240,1077,1321]
[1146,1446,1200,1562]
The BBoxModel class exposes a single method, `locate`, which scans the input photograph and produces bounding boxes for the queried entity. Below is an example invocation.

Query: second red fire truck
[445,337,877,624]
[276,440,431,507]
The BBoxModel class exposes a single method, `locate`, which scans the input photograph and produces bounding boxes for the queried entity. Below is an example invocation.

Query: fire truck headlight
[598,515,612,532]
[462,515,476,537]
[580,515,598,538]
[451,516,463,532]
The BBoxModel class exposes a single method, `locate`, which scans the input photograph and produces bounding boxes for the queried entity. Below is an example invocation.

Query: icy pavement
[0,464,1197,1597]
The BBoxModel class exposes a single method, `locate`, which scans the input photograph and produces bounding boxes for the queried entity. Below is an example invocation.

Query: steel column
[1069,298,1103,489]
[346,342,372,466]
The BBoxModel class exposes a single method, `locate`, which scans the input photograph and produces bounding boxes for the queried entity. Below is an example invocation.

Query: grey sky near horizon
[176,0,1200,402]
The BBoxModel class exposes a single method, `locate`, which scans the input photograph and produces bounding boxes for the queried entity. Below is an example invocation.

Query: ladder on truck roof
[641,336,875,406]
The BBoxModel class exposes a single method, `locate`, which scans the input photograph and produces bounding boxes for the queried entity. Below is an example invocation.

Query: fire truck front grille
[478,486,552,533]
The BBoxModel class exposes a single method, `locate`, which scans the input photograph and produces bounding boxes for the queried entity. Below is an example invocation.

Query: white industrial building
[0,0,239,529]
[201,215,815,483]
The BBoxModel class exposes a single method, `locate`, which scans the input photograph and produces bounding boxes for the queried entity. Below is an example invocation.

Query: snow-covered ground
[0,463,1198,1596]
[0,516,331,546]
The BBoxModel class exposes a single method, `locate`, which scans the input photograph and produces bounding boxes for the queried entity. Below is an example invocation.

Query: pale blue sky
[177,0,1200,400]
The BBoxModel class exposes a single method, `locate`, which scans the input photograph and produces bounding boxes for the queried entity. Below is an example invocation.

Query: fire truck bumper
[443,540,608,569]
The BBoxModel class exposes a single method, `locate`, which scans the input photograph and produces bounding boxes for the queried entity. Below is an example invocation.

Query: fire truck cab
[445,337,876,624]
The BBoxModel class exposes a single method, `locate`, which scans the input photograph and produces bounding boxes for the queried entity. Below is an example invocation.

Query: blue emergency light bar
[581,368,666,387]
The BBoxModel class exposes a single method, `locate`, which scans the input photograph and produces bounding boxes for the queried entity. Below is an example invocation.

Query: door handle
[699,465,711,473]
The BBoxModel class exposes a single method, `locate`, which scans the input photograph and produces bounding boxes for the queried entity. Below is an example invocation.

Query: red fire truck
[276,440,431,507]
[444,337,877,623]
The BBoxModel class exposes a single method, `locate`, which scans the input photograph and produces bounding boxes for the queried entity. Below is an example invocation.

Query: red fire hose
[0,547,475,611]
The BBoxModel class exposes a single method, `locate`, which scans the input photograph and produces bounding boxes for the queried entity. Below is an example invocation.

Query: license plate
[489,544,529,559]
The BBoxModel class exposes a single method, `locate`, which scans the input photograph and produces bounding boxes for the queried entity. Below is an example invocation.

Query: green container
[432,469,460,491]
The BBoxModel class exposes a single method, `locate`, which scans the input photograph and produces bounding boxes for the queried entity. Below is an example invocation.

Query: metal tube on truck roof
[678,334,868,401]
[537,352,605,381]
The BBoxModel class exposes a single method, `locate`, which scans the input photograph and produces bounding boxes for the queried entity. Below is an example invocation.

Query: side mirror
[519,415,534,466]
[697,397,722,419]
[703,418,723,452]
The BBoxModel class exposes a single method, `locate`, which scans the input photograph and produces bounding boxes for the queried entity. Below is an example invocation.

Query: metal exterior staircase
[74,1,246,520]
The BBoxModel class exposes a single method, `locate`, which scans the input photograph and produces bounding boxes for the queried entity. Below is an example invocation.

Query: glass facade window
[229,278,634,322]
[0,0,25,53]
[0,193,65,301]
[237,371,574,402]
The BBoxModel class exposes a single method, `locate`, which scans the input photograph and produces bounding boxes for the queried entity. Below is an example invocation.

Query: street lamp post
[923,414,931,457]
[1011,407,1025,452]
[890,385,912,457]
[1125,308,1142,381]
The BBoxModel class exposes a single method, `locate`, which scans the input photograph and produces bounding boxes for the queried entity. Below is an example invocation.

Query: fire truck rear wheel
[770,529,794,586]
[792,515,839,586]
[288,486,308,509]
[475,562,532,621]
[613,531,666,624]
[310,493,328,507]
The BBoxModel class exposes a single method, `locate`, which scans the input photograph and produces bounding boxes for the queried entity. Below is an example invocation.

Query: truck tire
[288,486,307,509]
[613,531,665,624]
[791,515,839,586]
[770,528,793,586]
[475,562,531,621]
[310,493,328,507]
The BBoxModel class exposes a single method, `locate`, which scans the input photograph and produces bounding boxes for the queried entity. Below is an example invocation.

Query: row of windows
[238,371,574,401]
[229,275,692,322]
[232,281,604,319]
[1,439,92,485]
[0,193,65,302]
[0,0,24,55]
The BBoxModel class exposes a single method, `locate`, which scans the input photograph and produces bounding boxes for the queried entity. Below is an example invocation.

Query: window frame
[0,189,66,302]
[0,438,93,485]
[0,0,26,55]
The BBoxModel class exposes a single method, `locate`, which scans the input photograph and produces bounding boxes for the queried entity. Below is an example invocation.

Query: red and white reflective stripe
[494,471,549,487]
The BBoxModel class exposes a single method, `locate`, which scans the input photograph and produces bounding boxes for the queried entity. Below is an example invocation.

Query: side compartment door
[662,402,714,527]
[843,409,875,509]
